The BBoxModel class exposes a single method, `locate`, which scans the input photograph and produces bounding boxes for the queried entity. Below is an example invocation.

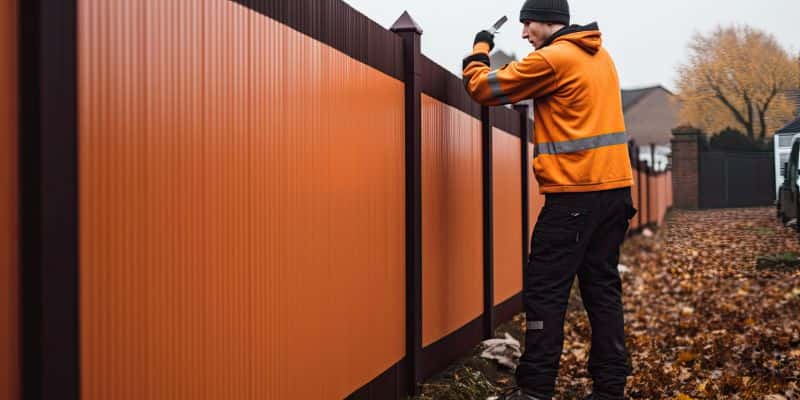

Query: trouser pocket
[533,203,589,244]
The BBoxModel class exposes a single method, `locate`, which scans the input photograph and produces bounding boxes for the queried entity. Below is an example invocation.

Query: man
[462,1,637,399]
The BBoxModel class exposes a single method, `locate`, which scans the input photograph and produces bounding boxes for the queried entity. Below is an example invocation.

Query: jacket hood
[540,22,602,55]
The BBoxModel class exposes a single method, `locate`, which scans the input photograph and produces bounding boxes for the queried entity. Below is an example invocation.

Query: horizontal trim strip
[421,55,482,120]
[488,71,512,105]
[536,131,628,156]
[419,292,523,384]
[344,358,407,399]
[493,292,522,330]
[490,106,524,138]
[230,0,404,81]
[420,57,529,141]
[420,314,484,381]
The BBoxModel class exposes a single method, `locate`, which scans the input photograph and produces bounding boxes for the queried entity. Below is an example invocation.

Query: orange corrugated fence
[420,95,484,347]
[6,0,677,398]
[635,165,673,230]
[493,128,523,307]
[79,1,404,399]
[630,169,641,230]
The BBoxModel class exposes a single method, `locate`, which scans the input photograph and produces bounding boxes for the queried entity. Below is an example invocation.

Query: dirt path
[414,207,800,400]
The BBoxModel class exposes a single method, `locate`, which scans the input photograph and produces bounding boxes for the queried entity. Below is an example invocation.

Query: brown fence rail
[10,1,673,399]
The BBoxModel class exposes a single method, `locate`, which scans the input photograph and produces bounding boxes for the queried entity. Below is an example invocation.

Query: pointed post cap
[390,11,423,34]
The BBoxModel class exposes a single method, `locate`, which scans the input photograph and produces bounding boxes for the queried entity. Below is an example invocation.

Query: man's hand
[474,30,495,52]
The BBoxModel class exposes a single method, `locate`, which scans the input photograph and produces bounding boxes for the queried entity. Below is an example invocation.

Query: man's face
[522,20,551,49]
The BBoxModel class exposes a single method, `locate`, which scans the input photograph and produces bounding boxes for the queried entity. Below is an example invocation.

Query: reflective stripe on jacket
[463,22,634,194]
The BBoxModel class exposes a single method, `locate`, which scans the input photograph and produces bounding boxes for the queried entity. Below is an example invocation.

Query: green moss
[756,252,800,270]
[412,366,499,400]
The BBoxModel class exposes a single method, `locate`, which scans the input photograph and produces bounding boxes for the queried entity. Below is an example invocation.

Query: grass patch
[756,252,800,270]
[749,226,775,236]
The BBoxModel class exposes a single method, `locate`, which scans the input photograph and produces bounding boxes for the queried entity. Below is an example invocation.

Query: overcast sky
[341,0,800,91]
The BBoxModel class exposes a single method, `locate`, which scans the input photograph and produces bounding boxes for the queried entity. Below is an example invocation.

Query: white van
[777,134,800,223]
[775,129,800,200]
[775,117,800,198]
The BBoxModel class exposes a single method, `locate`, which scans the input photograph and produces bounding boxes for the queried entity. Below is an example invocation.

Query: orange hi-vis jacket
[463,23,634,194]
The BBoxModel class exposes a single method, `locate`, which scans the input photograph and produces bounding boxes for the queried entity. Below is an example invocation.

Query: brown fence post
[391,11,423,396]
[650,142,656,171]
[651,141,659,225]
[514,104,530,299]
[20,0,80,399]
[637,161,644,229]
[480,106,494,341]
[645,164,652,226]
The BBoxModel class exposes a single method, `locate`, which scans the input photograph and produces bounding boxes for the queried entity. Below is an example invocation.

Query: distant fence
[629,144,674,229]
[699,151,774,208]
[6,1,672,399]
[671,127,771,209]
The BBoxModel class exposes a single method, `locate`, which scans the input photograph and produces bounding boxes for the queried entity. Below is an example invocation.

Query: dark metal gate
[699,151,775,208]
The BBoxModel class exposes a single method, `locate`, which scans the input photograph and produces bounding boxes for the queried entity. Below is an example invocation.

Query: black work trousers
[516,187,636,399]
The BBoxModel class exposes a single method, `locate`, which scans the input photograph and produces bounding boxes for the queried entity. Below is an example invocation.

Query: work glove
[474,30,495,52]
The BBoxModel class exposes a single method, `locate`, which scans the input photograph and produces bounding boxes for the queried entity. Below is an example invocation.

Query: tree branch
[705,73,751,132]
[756,86,780,139]
[744,92,755,139]
[758,86,779,114]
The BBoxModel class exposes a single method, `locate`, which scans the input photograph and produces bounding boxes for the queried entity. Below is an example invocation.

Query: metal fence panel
[78,1,406,398]
[701,151,774,208]
[492,128,523,307]
[420,94,484,347]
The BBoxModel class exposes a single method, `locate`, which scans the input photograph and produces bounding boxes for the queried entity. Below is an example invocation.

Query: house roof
[621,85,674,111]
[621,85,680,146]
[777,115,800,134]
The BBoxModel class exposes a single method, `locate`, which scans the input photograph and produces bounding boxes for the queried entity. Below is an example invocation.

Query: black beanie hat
[519,0,570,25]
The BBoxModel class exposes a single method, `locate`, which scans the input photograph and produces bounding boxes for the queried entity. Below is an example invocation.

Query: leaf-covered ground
[414,207,800,400]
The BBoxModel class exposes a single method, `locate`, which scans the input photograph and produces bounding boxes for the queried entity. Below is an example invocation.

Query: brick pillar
[671,126,702,209]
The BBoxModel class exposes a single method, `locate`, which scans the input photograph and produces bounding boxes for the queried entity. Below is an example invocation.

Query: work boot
[493,387,546,400]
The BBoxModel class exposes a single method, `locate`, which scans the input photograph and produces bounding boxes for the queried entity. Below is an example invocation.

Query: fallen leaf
[677,351,696,364]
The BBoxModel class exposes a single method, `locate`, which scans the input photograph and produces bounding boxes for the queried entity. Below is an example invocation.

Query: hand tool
[488,15,508,35]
